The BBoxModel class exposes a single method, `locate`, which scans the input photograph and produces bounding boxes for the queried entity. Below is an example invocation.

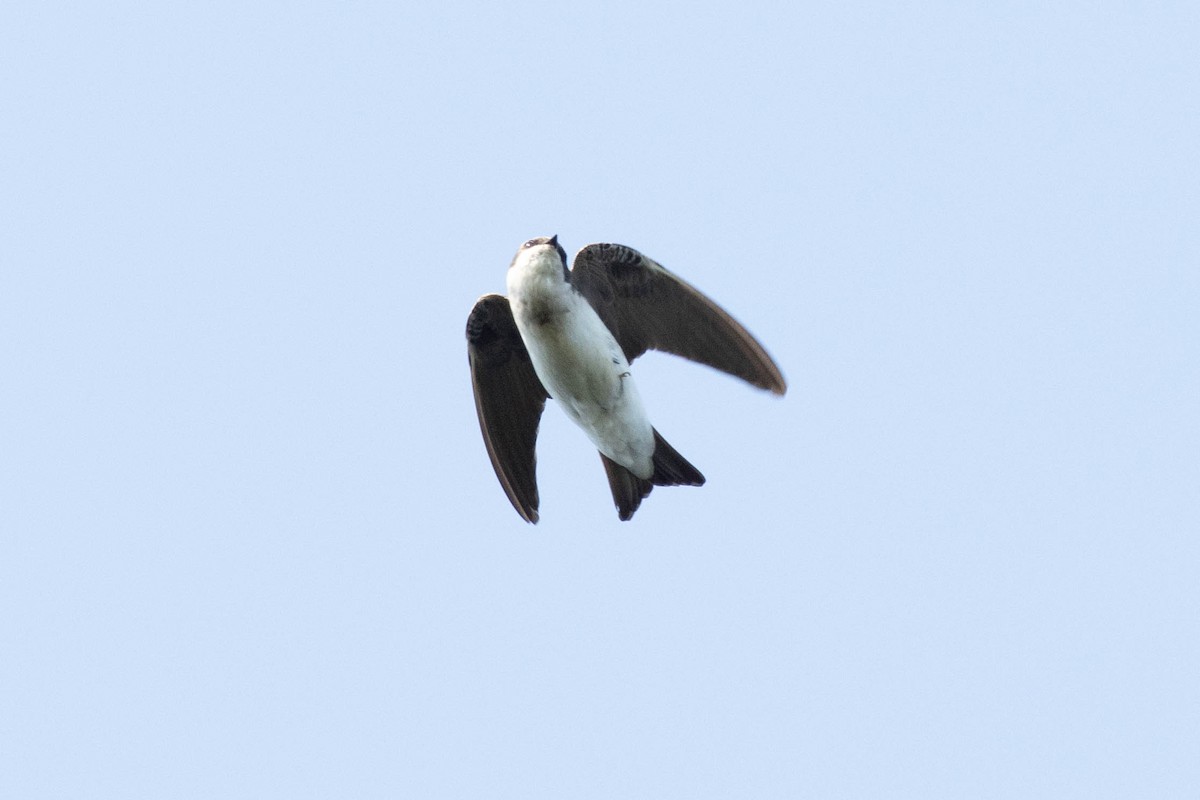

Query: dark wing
[569,243,787,394]
[466,294,549,523]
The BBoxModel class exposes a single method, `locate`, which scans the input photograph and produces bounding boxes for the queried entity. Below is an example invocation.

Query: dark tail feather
[599,428,706,521]
[600,453,654,521]
[649,428,705,487]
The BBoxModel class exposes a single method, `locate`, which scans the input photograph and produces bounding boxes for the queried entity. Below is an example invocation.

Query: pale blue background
[2,1,1197,797]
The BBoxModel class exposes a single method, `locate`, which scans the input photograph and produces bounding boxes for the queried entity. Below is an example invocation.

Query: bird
[466,235,786,523]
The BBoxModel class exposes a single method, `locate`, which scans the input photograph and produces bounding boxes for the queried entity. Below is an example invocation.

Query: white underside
[507,252,655,479]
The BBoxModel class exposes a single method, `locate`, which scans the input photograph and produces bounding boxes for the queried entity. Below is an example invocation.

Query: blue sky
[3,1,1197,797]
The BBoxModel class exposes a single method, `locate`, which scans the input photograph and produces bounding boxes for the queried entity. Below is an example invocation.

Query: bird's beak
[548,234,558,246]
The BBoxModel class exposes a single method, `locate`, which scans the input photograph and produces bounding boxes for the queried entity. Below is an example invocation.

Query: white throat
[506,246,572,325]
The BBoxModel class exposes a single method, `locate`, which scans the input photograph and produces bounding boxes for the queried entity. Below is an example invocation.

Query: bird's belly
[520,310,655,478]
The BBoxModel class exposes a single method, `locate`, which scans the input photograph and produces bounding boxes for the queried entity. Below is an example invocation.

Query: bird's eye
[523,239,538,249]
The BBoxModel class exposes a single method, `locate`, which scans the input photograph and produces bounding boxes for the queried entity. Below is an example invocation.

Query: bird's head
[510,234,568,280]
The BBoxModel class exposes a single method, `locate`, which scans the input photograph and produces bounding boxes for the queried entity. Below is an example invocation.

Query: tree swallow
[466,236,786,522]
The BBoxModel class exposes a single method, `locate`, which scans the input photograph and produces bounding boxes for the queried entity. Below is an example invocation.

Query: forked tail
[599,428,705,521]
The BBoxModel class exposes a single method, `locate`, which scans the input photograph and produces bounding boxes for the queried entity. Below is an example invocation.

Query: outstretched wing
[569,243,787,394]
[466,294,549,523]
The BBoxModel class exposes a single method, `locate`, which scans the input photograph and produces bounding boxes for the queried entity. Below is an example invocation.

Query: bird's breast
[510,283,654,476]
[508,285,617,396]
